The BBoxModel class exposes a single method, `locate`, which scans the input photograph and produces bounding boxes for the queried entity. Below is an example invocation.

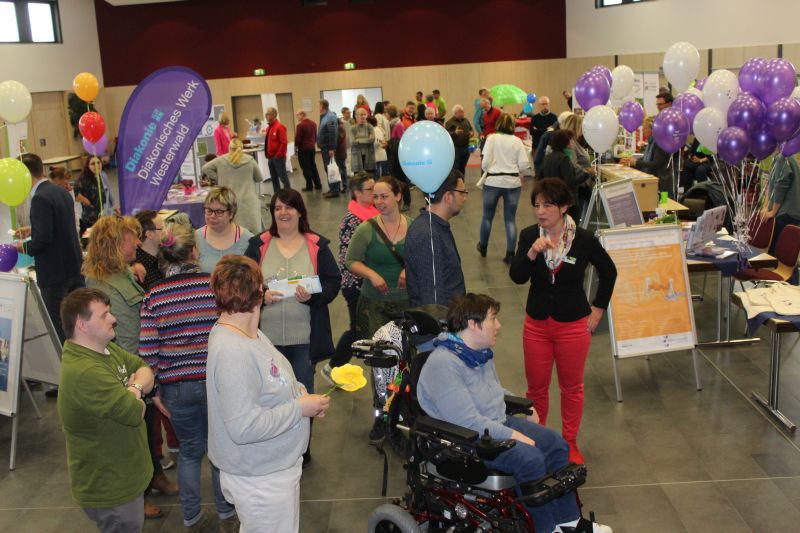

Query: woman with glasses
[195,187,253,273]
[202,138,263,235]
[75,156,115,234]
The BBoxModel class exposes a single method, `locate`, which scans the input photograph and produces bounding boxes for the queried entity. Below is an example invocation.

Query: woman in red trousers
[510,178,617,464]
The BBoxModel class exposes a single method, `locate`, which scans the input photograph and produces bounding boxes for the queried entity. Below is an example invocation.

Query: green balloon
[0,157,32,207]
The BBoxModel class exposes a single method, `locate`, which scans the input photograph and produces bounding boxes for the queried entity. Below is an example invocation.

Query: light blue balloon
[523,103,533,114]
[398,121,455,193]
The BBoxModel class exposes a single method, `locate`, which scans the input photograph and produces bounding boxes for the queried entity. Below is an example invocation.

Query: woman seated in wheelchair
[417,293,611,533]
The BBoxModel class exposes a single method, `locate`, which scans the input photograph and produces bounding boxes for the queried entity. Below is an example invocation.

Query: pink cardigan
[213,125,232,155]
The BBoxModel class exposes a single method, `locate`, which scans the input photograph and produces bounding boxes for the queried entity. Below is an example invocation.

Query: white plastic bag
[327,161,341,184]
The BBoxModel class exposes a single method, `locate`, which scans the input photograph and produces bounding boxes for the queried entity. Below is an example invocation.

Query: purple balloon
[82,134,109,156]
[0,244,17,273]
[695,77,707,90]
[765,96,800,142]
[717,126,750,165]
[782,132,800,157]
[673,93,705,132]
[575,71,610,111]
[591,65,613,87]
[739,57,767,94]
[652,108,690,154]
[619,101,644,133]
[726,93,766,134]
[749,126,777,160]
[757,58,797,106]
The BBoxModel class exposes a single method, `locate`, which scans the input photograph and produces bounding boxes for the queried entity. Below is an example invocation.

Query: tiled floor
[1,161,799,532]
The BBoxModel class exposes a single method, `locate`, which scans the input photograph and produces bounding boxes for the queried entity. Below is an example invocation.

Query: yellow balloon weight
[73,72,99,103]
[0,157,32,207]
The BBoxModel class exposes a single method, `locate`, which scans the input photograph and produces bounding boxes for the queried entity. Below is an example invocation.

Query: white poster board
[20,281,62,386]
[600,225,697,358]
[320,87,383,115]
[0,273,28,416]
[599,178,644,228]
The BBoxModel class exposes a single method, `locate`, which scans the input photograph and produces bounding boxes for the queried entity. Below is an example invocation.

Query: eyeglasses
[449,189,469,195]
[204,208,229,217]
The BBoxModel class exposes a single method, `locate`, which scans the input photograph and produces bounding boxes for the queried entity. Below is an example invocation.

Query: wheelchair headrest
[403,305,448,336]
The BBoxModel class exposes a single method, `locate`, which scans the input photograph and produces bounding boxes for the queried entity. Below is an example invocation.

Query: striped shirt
[139,272,218,384]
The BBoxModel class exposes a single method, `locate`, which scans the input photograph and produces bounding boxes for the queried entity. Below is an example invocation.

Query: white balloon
[686,87,704,101]
[663,41,700,92]
[793,86,800,99]
[611,65,634,99]
[692,107,727,153]
[0,80,32,124]
[583,105,619,154]
[702,69,739,114]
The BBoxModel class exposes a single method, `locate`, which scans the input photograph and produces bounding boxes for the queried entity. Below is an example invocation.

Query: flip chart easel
[599,225,702,401]
[0,273,62,470]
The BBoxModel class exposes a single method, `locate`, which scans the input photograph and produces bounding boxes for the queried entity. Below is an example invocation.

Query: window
[0,1,61,43]
[596,0,653,6]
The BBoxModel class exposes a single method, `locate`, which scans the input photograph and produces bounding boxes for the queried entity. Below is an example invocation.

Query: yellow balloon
[0,157,32,207]
[73,72,99,103]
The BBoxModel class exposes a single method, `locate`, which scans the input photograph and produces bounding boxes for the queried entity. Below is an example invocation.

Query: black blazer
[510,225,617,322]
[27,180,83,288]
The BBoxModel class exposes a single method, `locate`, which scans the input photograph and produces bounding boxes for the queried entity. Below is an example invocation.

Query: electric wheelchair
[353,306,591,533]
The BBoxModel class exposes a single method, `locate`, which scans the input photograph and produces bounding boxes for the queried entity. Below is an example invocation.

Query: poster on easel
[600,224,697,358]
[0,273,28,416]
[599,178,644,228]
[20,281,62,386]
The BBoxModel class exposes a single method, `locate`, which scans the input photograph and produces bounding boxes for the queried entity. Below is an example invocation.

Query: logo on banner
[116,66,211,214]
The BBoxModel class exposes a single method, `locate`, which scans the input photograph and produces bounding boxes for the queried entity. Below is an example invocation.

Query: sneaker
[476,242,487,258]
[218,514,240,533]
[369,416,386,445]
[556,517,612,533]
[185,508,214,532]
[321,363,334,386]
[159,455,175,470]
[323,191,340,199]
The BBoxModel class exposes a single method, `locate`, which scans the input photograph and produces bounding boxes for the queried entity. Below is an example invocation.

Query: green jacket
[57,341,152,508]
[86,272,144,354]
[768,155,800,220]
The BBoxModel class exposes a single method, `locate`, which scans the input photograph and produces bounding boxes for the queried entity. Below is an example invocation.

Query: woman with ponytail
[201,138,263,235]
[139,223,239,531]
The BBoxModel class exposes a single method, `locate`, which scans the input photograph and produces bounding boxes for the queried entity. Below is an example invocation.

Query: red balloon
[79,112,106,144]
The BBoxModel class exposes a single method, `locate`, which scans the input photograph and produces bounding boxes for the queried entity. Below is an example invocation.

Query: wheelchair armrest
[518,462,588,507]
[504,395,533,416]
[414,415,478,444]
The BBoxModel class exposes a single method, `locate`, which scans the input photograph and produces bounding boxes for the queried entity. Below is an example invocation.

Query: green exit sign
[343,62,356,70]
[253,68,266,76]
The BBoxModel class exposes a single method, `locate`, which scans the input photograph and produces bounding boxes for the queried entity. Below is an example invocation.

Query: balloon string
[426,196,437,305]
[95,164,104,215]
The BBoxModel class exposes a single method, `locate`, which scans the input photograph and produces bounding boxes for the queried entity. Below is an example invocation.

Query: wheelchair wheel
[386,376,414,457]
[367,504,423,533]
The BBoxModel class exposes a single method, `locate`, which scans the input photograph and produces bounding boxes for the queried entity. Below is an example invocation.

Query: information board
[599,178,644,228]
[0,273,28,417]
[600,225,697,358]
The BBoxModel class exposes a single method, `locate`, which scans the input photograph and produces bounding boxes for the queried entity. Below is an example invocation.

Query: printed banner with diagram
[600,225,697,358]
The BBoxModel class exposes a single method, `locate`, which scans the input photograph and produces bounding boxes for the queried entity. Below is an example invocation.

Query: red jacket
[265,119,288,159]
[295,118,317,151]
[482,107,502,136]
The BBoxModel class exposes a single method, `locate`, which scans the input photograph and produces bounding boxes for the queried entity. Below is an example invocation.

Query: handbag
[327,160,341,184]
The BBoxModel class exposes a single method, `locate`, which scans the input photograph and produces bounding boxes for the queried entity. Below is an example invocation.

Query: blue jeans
[161,381,235,525]
[375,160,389,178]
[484,417,579,532]
[321,151,348,194]
[275,344,314,394]
[479,185,521,254]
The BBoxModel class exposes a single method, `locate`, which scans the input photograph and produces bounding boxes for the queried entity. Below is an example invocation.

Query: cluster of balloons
[398,121,455,194]
[522,93,537,115]
[574,64,637,154]
[73,72,109,157]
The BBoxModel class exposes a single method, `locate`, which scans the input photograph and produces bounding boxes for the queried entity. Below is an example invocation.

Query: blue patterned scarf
[434,333,494,368]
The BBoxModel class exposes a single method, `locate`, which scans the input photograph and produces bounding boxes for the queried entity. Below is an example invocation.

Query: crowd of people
[8,84,633,533]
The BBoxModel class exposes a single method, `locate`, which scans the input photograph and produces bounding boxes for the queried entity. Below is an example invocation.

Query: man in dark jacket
[445,106,473,176]
[15,153,84,343]
[295,109,322,191]
[318,99,341,197]
[406,170,468,307]
[529,96,559,154]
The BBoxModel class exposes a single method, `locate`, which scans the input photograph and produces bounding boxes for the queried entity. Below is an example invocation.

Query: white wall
[0,0,103,92]
[567,0,800,58]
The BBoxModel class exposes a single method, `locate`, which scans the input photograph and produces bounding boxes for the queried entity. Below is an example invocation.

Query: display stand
[0,273,61,470]
[599,225,702,401]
